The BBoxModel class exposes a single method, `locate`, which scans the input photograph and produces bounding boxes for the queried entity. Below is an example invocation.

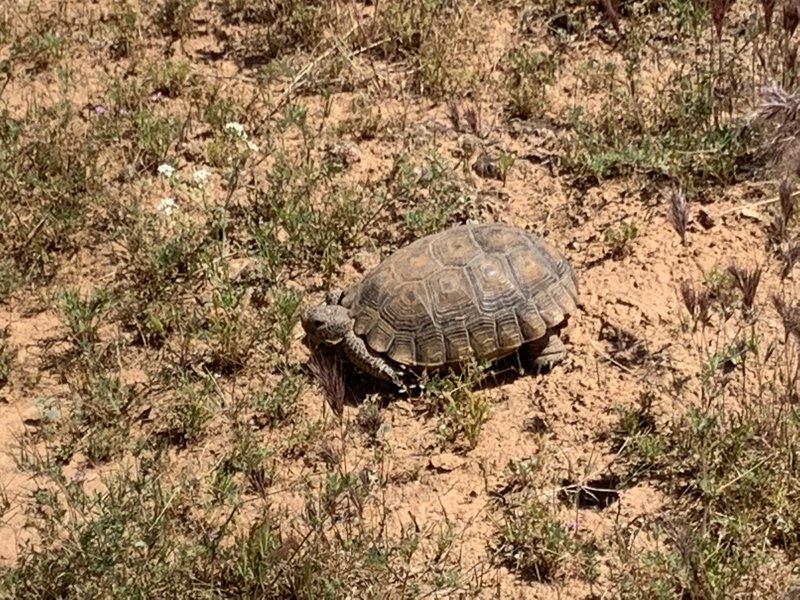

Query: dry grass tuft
[756,84,800,171]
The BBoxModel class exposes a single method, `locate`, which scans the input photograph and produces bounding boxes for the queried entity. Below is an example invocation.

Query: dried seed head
[247,465,272,496]
[447,100,461,132]
[710,0,733,39]
[680,280,697,315]
[781,241,800,279]
[679,280,711,329]
[758,83,800,125]
[772,293,800,342]
[308,346,346,416]
[727,264,762,312]
[785,0,800,36]
[697,290,711,326]
[666,186,690,244]
[763,0,777,34]
[464,105,482,137]
[780,177,795,223]
[757,84,800,176]
[771,210,787,244]
[785,42,798,75]
[599,0,621,33]
[771,178,796,242]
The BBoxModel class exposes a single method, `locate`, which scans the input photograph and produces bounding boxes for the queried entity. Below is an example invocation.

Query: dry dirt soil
[1,1,799,598]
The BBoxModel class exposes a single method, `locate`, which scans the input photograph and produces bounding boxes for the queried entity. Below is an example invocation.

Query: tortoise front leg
[341,330,406,390]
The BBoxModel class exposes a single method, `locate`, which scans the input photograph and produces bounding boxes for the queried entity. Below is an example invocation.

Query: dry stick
[714,189,800,217]
[538,443,624,504]
[331,30,392,76]
[22,217,46,246]
[329,33,394,99]
[199,28,392,188]
[292,26,393,266]
[262,49,340,122]
[263,26,391,123]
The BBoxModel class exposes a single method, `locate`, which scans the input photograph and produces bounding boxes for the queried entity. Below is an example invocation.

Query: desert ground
[1,0,800,598]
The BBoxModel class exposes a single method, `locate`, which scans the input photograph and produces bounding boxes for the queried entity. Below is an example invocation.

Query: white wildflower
[192,167,211,186]
[157,163,176,178]
[224,122,258,152]
[159,197,177,215]
[224,121,247,138]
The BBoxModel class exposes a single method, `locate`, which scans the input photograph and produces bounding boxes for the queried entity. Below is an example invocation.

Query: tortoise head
[301,303,352,345]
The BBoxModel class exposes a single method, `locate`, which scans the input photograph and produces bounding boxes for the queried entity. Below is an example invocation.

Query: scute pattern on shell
[340,223,578,368]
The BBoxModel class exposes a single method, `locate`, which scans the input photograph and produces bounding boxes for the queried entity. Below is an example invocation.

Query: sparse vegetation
[503,46,557,120]
[422,363,491,451]
[604,220,640,259]
[0,327,13,387]
[493,493,574,583]
[2,1,800,598]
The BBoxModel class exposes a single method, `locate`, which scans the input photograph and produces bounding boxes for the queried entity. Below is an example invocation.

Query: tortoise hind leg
[524,331,568,374]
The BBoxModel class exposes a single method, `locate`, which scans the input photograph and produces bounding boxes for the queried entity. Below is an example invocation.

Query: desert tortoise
[302,222,579,387]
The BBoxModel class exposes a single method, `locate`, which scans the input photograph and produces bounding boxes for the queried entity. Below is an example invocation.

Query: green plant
[603,220,639,259]
[388,152,484,240]
[423,362,490,451]
[68,374,134,463]
[165,379,217,445]
[504,47,557,120]
[105,0,141,59]
[11,25,64,74]
[0,103,102,289]
[56,288,110,358]
[361,0,475,97]
[0,326,14,387]
[227,0,328,61]
[253,368,305,427]
[493,496,573,582]
[129,110,183,173]
[270,287,302,358]
[200,268,256,372]
[245,151,370,281]
[155,0,198,38]
[114,213,208,345]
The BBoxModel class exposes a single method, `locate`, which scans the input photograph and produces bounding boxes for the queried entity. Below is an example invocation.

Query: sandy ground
[0,1,794,597]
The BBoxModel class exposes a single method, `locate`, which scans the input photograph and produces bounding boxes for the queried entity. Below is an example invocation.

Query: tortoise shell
[339,223,578,367]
